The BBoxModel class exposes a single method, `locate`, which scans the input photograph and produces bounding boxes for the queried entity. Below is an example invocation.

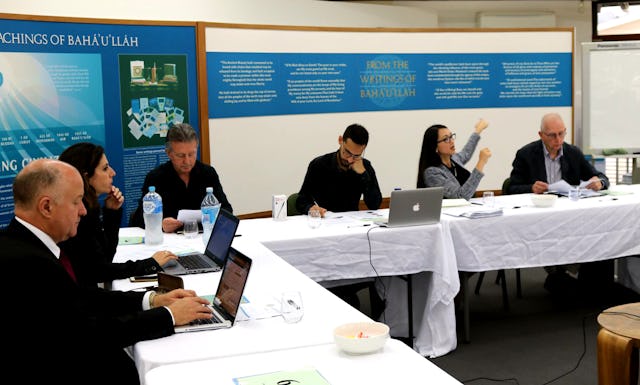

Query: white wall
[0,0,593,214]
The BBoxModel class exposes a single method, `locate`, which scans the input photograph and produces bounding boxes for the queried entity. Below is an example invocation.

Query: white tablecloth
[145,338,463,385]
[443,191,640,271]
[238,211,459,358]
[113,232,372,384]
[113,187,640,378]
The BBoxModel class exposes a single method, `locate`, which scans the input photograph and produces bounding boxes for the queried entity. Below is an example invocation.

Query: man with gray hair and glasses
[507,112,608,195]
[506,112,612,299]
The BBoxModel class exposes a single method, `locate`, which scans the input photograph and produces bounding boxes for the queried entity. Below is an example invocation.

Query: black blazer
[507,140,609,195]
[59,204,161,288]
[0,218,174,385]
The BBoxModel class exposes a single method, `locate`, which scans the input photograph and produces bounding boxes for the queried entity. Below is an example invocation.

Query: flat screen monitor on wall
[593,1,640,41]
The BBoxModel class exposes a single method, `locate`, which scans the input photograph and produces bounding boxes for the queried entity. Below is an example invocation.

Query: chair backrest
[287,193,301,216]
[501,177,511,195]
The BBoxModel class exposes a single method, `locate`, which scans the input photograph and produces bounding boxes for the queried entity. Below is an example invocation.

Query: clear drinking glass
[482,191,495,207]
[183,220,199,239]
[568,187,581,201]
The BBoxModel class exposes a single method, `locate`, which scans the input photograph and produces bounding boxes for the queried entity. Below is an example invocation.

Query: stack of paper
[547,179,602,198]
[460,208,503,218]
[443,205,503,219]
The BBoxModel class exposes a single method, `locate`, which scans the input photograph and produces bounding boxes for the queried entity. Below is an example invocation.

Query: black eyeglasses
[437,133,456,143]
[341,145,362,160]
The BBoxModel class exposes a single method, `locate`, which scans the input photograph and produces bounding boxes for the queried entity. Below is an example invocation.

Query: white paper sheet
[177,209,201,223]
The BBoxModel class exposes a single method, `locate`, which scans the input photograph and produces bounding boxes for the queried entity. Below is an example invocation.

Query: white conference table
[113,230,373,384]
[441,186,640,341]
[144,338,463,385]
[444,188,640,272]
[237,211,459,358]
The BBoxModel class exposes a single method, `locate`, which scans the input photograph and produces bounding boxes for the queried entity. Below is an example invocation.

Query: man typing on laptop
[0,159,213,385]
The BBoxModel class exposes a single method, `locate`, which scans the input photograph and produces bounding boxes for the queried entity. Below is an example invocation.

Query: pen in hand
[310,197,327,217]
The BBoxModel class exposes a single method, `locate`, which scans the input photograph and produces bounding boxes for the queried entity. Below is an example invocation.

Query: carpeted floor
[427,267,640,385]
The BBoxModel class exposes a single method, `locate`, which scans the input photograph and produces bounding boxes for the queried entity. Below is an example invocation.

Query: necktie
[59,250,77,283]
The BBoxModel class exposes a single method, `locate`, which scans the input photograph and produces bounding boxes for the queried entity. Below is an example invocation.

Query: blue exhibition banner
[207,52,571,118]
[0,17,199,227]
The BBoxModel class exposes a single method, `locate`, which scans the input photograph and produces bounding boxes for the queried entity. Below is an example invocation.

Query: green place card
[233,367,331,385]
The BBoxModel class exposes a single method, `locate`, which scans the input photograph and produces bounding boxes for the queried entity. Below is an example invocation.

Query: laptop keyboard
[191,306,224,325]
[178,254,211,270]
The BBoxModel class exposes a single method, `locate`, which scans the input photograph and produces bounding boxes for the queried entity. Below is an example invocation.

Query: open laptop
[380,187,444,227]
[175,247,252,333]
[162,208,239,275]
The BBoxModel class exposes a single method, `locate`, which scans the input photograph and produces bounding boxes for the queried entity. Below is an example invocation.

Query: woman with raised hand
[417,119,491,200]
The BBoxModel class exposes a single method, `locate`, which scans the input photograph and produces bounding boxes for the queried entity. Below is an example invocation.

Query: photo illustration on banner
[207,52,571,118]
[0,17,199,228]
[119,54,189,148]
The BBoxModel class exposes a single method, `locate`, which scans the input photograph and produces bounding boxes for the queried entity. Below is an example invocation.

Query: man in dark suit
[506,112,612,299]
[0,159,213,385]
[507,112,608,195]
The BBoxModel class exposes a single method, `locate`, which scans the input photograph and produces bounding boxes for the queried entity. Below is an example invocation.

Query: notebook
[380,187,444,227]
[175,247,252,333]
[163,208,239,275]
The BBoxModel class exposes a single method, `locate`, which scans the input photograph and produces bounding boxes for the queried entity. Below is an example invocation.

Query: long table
[114,186,640,379]
[144,338,463,385]
[238,187,640,353]
[237,212,459,358]
[113,231,373,384]
[442,187,640,341]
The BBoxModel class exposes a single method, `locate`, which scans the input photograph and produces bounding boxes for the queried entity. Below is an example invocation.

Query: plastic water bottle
[201,187,221,245]
[142,186,163,245]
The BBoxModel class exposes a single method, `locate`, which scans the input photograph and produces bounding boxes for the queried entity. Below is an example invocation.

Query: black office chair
[287,193,301,216]
[473,178,522,310]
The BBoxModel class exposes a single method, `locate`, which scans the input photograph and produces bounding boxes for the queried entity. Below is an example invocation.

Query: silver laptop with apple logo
[380,187,444,227]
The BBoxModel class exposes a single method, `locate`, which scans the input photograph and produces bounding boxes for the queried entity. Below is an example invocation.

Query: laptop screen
[387,187,443,227]
[214,248,251,319]
[204,209,239,264]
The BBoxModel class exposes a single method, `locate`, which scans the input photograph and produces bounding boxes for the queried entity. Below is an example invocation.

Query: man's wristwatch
[149,291,157,308]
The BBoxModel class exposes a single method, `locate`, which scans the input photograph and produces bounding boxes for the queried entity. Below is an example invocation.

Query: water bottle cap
[206,187,213,193]
[149,186,156,192]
